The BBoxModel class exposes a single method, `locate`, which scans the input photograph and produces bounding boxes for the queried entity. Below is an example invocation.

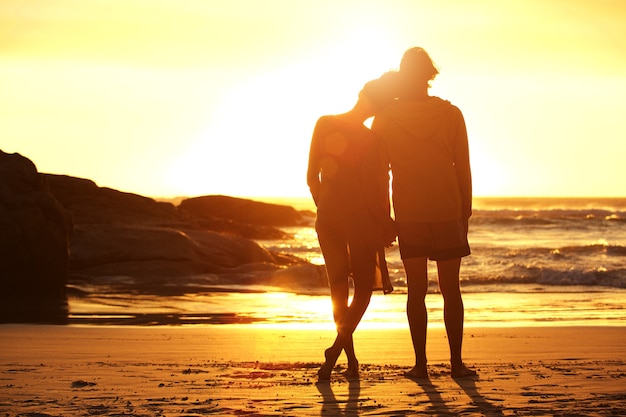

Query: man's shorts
[397,219,471,261]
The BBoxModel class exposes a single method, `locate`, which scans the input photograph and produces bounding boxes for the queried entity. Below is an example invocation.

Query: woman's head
[399,47,438,84]
[360,71,402,112]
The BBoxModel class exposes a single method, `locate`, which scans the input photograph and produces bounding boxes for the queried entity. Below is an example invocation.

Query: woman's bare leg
[343,335,358,377]
[329,278,358,374]
[318,280,373,380]
[318,246,375,381]
[317,223,353,380]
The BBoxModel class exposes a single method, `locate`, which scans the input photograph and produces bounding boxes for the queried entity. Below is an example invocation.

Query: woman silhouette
[307,84,395,381]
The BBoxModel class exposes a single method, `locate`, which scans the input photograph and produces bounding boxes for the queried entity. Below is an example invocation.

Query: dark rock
[45,174,181,226]
[0,151,72,323]
[46,175,292,240]
[190,216,291,240]
[69,223,277,276]
[264,263,329,290]
[71,380,96,388]
[179,195,304,226]
[40,174,317,296]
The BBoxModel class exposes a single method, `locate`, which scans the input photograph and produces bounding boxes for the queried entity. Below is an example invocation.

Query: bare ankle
[405,364,428,379]
[451,363,477,378]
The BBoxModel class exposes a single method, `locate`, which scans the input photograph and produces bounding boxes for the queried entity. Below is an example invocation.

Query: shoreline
[64,286,626,328]
[1,324,625,416]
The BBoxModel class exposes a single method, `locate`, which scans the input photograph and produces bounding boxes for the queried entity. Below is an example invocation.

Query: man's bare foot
[404,365,428,379]
[451,363,477,379]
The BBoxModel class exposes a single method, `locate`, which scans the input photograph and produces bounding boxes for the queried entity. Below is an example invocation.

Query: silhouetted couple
[307,47,476,381]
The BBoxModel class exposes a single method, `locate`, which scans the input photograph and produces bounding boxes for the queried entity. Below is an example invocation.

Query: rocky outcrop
[44,174,184,226]
[42,174,319,296]
[1,149,324,323]
[0,151,72,323]
[69,223,279,277]
[45,175,293,240]
[179,195,304,226]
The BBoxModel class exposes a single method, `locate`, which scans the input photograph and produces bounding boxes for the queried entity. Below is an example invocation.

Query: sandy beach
[1,324,625,416]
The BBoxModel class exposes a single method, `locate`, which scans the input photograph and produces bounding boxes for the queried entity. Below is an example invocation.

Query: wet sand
[1,324,625,416]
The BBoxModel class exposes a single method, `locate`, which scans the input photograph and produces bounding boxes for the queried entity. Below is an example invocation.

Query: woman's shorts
[397,219,471,261]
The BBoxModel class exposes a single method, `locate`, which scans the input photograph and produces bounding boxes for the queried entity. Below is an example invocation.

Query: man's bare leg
[437,257,476,378]
[403,256,429,378]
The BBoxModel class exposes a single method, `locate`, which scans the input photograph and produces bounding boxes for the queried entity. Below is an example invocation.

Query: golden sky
[2,0,625,198]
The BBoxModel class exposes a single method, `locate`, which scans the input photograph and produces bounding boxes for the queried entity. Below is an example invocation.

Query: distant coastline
[157,195,626,213]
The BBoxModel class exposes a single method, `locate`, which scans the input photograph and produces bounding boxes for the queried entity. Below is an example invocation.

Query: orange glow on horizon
[1,0,625,199]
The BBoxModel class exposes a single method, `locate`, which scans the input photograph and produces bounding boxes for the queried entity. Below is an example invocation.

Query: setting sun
[164,24,404,198]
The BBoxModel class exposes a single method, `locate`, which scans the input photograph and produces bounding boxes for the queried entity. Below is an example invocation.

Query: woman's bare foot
[404,364,428,379]
[451,363,477,379]
[317,347,340,381]
[317,362,333,381]
[342,362,359,379]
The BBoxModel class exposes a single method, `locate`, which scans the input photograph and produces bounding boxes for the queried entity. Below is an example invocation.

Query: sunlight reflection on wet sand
[68,286,626,328]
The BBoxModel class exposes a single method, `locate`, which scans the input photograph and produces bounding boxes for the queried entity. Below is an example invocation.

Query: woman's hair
[360,71,402,110]
[399,47,439,83]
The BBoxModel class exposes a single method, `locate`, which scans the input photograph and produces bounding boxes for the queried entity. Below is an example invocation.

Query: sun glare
[165,25,404,198]
[467,139,509,197]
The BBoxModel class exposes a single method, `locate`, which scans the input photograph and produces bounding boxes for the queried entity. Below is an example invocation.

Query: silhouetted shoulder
[447,102,465,121]
[316,115,335,124]
[313,115,340,138]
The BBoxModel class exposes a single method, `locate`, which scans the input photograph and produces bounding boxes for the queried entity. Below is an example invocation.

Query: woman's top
[307,115,394,293]
[372,96,472,223]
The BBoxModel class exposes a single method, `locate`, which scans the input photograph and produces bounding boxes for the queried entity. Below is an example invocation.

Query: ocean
[268,197,626,289]
[69,197,626,328]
